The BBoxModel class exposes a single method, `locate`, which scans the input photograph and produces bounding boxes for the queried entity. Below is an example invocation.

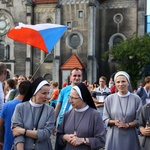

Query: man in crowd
[136,76,150,105]
[55,68,82,126]
[92,76,111,117]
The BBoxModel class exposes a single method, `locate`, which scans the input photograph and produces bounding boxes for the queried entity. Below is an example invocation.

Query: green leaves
[103,33,150,88]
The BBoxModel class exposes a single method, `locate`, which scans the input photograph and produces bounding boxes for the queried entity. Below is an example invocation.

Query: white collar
[29,99,43,107]
[117,91,130,97]
[75,105,89,112]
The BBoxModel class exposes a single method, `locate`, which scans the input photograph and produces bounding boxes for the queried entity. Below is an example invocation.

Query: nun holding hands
[11,77,55,150]
[103,71,142,150]
[56,82,105,150]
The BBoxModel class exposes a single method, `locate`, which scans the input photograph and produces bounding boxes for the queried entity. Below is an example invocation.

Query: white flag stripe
[15,22,66,31]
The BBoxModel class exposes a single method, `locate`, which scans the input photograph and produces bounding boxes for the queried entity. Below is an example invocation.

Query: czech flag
[7,23,67,53]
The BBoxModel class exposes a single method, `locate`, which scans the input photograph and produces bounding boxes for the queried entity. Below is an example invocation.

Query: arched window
[46,18,52,23]
[108,33,126,49]
[113,35,123,46]
[108,33,126,62]
[6,45,10,60]
[0,41,10,61]
[43,73,52,82]
[0,42,4,60]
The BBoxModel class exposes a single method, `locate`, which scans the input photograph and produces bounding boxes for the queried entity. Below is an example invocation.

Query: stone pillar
[87,3,97,83]
[25,3,34,77]
[137,0,146,36]
[53,4,61,83]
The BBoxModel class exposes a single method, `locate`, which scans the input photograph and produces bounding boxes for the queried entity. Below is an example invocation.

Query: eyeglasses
[73,75,81,77]
[69,96,80,100]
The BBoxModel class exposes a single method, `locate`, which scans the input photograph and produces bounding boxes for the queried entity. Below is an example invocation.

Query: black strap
[138,87,143,97]
[32,104,45,150]
[35,104,45,129]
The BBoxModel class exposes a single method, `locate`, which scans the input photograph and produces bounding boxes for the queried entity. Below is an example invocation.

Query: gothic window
[43,73,52,82]
[66,32,83,49]
[108,33,126,62]
[46,18,52,23]
[113,36,123,46]
[78,10,83,18]
[66,22,72,29]
[0,42,10,60]
[109,33,126,49]
[0,42,4,60]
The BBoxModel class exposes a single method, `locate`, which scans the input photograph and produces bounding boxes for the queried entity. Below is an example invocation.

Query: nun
[56,82,105,150]
[103,71,142,150]
[11,77,55,150]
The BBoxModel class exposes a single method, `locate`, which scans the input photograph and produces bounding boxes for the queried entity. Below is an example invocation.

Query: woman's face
[33,86,50,104]
[18,75,26,85]
[69,89,85,109]
[115,75,129,94]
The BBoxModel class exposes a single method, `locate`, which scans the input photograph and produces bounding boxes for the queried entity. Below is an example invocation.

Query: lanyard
[74,109,88,135]
[118,95,129,122]
[30,104,45,130]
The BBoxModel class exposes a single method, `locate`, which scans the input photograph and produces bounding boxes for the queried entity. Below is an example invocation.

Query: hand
[115,119,126,128]
[62,133,78,144]
[62,134,75,143]
[12,126,25,137]
[52,128,56,136]
[70,136,83,146]
[140,126,150,136]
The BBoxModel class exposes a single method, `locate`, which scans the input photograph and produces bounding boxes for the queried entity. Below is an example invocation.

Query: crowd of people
[0,62,150,150]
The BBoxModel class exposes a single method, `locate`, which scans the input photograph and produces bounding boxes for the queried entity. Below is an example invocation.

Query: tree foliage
[103,33,150,88]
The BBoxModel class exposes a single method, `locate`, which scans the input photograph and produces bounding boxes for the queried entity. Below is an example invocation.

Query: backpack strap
[138,87,144,97]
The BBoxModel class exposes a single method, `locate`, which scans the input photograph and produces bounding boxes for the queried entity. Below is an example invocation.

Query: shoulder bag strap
[35,104,45,129]
[32,104,45,150]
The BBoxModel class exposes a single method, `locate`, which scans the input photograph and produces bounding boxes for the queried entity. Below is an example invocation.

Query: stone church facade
[0,0,146,85]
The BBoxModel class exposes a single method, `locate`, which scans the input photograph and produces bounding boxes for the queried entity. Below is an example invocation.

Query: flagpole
[32,53,50,78]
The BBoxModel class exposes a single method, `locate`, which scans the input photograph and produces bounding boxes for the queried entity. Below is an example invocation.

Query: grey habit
[103,93,142,150]
[12,102,55,150]
[57,107,106,150]
[139,104,150,150]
